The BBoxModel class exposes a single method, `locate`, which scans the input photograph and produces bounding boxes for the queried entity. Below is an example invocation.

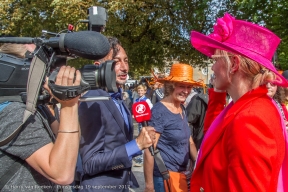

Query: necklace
[275,100,287,121]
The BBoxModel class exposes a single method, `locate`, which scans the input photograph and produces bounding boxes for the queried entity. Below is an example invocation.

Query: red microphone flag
[132,101,151,123]
[132,101,155,156]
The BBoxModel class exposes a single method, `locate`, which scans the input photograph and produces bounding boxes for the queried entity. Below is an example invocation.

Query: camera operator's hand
[135,126,156,150]
[44,66,81,107]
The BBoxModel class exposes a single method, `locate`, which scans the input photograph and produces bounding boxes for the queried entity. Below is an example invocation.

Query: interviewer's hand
[136,126,156,150]
[44,66,81,107]
[144,186,155,192]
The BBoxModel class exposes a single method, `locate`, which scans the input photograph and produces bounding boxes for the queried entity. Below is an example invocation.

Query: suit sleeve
[79,102,132,176]
[226,111,283,191]
[203,89,226,135]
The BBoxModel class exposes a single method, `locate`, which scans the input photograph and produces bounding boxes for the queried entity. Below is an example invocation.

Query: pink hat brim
[191,31,288,86]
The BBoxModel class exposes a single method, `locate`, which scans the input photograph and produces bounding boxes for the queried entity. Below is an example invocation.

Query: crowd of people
[1,12,288,192]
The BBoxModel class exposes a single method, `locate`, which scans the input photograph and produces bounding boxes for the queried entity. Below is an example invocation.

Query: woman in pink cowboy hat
[190,13,288,192]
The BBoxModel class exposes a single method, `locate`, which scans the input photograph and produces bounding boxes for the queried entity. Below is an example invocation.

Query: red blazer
[191,86,285,192]
[203,88,226,135]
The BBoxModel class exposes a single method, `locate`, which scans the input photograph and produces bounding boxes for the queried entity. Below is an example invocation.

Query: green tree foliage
[102,0,215,78]
[0,0,215,78]
[2,0,287,78]
[220,0,288,70]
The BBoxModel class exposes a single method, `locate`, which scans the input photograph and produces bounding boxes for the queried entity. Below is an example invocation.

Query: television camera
[0,6,117,105]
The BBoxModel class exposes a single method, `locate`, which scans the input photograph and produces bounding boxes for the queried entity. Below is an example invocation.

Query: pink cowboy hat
[190,13,288,86]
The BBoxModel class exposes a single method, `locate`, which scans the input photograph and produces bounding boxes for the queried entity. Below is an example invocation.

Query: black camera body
[0,53,31,97]
[0,6,117,103]
[0,51,117,102]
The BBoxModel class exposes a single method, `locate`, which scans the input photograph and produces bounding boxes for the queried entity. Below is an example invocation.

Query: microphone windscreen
[64,31,110,60]
[132,101,151,123]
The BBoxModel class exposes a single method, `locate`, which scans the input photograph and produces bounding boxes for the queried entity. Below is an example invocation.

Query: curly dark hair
[107,36,122,59]
[274,86,286,104]
[163,82,175,97]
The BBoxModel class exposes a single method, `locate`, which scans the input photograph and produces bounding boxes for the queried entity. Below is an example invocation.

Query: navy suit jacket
[79,89,138,192]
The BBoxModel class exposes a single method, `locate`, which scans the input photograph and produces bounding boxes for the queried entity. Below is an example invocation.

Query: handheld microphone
[132,101,154,156]
[0,31,110,60]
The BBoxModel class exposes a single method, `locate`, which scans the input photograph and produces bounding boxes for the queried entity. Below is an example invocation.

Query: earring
[229,71,234,74]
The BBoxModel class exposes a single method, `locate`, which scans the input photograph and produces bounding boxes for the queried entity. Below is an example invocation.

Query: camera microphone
[0,31,110,60]
[46,31,110,60]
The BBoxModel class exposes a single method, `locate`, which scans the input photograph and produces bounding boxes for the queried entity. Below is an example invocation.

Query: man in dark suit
[186,89,208,150]
[79,37,155,191]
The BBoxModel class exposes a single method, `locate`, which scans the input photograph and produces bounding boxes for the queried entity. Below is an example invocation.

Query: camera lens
[80,60,117,92]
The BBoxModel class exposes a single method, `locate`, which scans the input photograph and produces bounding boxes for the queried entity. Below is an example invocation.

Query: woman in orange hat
[144,63,203,192]
[190,13,288,192]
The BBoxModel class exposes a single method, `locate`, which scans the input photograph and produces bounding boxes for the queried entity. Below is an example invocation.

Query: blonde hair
[137,84,147,91]
[0,43,28,58]
[214,49,275,89]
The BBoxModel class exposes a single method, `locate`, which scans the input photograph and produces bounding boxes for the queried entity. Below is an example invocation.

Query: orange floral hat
[157,63,204,87]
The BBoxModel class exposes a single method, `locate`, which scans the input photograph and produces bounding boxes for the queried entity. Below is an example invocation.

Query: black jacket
[151,88,164,105]
[186,92,208,150]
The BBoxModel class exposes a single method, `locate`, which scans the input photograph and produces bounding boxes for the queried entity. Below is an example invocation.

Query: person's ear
[94,61,101,65]
[25,44,36,52]
[230,55,240,74]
